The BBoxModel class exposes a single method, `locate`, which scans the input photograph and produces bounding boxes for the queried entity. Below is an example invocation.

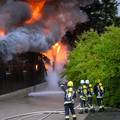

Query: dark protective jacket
[94,84,104,98]
[87,84,94,97]
[78,84,88,100]
[61,85,76,104]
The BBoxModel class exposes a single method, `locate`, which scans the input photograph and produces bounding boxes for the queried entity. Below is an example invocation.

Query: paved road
[85,112,120,120]
[0,84,119,120]
[0,88,87,120]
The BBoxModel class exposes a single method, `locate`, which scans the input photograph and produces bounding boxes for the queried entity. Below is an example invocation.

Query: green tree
[80,0,120,33]
[65,26,120,107]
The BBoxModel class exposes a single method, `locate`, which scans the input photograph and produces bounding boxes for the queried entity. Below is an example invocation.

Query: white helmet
[98,0,103,4]
[80,80,85,84]
[85,80,90,84]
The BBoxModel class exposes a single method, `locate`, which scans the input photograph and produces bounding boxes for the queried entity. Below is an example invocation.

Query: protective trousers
[88,97,93,106]
[64,103,76,120]
[80,98,86,108]
[97,98,103,106]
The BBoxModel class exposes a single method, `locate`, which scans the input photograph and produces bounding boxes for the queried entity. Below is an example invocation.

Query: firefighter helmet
[67,81,73,87]
[99,82,102,86]
[85,79,90,84]
[83,85,87,89]
[80,80,85,84]
[89,84,92,87]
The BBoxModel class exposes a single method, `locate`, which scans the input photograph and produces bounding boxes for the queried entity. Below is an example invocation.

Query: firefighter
[62,81,77,120]
[78,80,88,113]
[85,80,95,112]
[94,80,104,111]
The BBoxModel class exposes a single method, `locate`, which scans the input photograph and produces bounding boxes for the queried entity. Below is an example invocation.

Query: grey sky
[117,0,120,16]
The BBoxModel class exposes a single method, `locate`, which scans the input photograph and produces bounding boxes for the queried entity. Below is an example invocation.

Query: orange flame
[35,64,39,71]
[26,0,46,24]
[43,42,68,70]
[0,29,5,36]
[53,43,61,54]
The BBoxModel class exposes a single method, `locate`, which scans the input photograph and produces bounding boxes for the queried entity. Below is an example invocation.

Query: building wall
[0,52,47,95]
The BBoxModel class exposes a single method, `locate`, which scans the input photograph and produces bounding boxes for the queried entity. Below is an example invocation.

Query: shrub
[65,26,120,107]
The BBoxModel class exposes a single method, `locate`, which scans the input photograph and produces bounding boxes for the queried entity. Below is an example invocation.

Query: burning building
[0,0,92,95]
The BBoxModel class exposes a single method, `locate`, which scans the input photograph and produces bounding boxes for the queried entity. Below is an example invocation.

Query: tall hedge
[65,26,120,107]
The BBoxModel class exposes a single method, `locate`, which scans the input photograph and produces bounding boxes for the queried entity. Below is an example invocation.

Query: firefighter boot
[85,107,88,113]
[65,116,69,120]
[73,116,77,120]
[72,114,76,120]
[65,117,69,120]
[98,106,104,112]
[73,117,76,120]
[90,106,95,113]
[100,105,105,111]
[65,119,69,120]
[79,108,84,114]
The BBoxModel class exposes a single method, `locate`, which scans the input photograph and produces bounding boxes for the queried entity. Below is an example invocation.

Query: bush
[65,26,120,107]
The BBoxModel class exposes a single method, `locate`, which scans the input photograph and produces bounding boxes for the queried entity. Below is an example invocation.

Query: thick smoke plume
[0,0,31,31]
[0,0,89,61]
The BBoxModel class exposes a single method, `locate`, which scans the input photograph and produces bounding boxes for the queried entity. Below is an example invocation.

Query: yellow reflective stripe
[80,96,86,100]
[72,114,76,118]
[90,88,93,92]
[83,89,87,94]
[68,93,72,97]
[65,116,69,119]
[97,96,103,98]
[68,88,73,92]
[100,86,104,91]
[64,101,72,104]
[88,95,92,97]
[99,106,103,109]
[64,100,74,104]
[80,107,84,110]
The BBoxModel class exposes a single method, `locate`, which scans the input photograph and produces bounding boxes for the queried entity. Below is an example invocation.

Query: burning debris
[0,0,91,61]
[42,41,69,90]
[0,0,95,95]
[43,42,68,70]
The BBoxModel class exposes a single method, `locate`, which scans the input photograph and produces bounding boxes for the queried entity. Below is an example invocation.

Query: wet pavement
[0,83,119,120]
[0,92,88,120]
